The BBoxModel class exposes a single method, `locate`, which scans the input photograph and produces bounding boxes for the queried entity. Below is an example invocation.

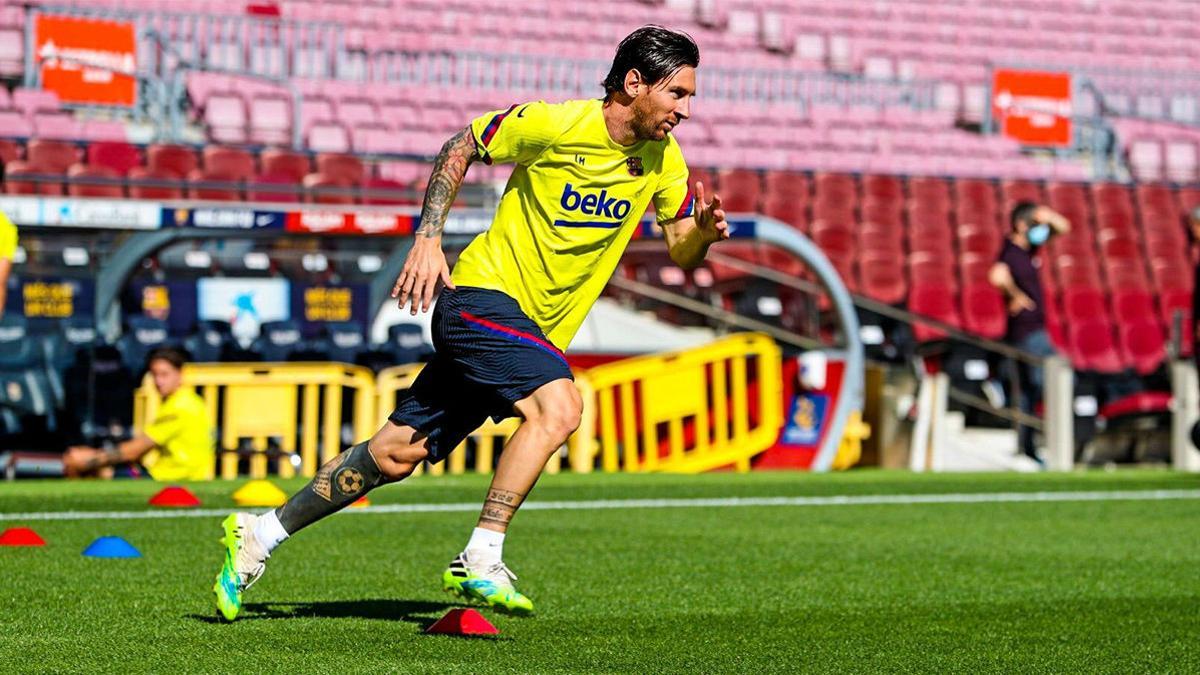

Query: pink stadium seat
[32,112,81,140]
[0,109,32,137]
[81,120,128,142]
[148,144,199,177]
[12,88,60,116]
[307,121,350,153]
[66,163,123,198]
[249,95,292,145]
[204,92,248,144]
[87,141,141,176]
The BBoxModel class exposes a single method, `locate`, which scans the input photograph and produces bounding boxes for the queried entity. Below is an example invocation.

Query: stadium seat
[715,169,761,212]
[316,153,366,184]
[0,138,20,165]
[907,282,960,342]
[250,320,306,362]
[960,283,1006,339]
[3,160,64,195]
[321,321,366,364]
[184,320,234,363]
[202,146,256,181]
[86,141,142,176]
[128,166,184,200]
[1068,318,1124,374]
[116,316,172,375]
[260,148,311,182]
[1118,319,1166,375]
[26,139,78,173]
[303,172,356,204]
[247,172,301,203]
[41,315,100,407]
[188,168,243,201]
[66,164,123,198]
[362,177,411,205]
[386,323,434,364]
[0,315,57,436]
[148,144,199,177]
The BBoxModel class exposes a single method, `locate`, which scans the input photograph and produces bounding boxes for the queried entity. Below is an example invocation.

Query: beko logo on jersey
[559,183,632,220]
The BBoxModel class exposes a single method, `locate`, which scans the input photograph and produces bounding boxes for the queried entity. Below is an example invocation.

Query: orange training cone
[425,609,499,636]
[148,486,202,507]
[0,527,46,546]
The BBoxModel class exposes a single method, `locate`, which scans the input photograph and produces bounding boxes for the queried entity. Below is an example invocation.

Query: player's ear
[623,69,643,98]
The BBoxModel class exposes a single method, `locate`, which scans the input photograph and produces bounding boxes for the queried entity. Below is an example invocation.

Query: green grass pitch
[1,470,1198,673]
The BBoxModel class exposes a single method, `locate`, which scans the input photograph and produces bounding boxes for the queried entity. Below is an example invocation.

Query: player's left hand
[694,181,730,243]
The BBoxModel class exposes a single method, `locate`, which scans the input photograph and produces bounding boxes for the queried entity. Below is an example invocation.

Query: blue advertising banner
[161,207,286,230]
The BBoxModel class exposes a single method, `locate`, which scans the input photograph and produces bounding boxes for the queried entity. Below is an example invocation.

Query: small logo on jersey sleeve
[626,157,643,176]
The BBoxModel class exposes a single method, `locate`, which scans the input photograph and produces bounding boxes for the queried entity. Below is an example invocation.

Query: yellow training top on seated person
[453,98,693,350]
[142,387,215,481]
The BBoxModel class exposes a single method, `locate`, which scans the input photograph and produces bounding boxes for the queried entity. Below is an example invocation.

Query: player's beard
[631,102,668,141]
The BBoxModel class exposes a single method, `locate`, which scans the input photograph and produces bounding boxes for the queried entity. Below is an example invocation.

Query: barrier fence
[133,333,786,478]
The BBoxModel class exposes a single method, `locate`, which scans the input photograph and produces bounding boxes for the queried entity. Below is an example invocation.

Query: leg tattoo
[276,441,383,534]
[477,488,525,530]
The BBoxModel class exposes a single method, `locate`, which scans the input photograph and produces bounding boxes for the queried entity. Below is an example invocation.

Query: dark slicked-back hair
[147,345,188,371]
[1010,201,1039,231]
[602,25,699,101]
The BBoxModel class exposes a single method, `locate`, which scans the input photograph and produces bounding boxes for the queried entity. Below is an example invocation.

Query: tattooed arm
[391,126,480,314]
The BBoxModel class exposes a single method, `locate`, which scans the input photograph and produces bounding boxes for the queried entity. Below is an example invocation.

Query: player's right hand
[392,237,456,315]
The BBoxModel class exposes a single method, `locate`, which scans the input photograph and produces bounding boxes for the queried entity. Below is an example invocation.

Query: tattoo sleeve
[415,126,479,239]
[478,488,525,528]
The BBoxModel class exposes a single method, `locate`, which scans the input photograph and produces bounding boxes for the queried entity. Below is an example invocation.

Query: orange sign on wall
[991,69,1073,147]
[35,15,137,106]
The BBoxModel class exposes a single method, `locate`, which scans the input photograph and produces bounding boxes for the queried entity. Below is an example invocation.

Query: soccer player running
[213,25,729,621]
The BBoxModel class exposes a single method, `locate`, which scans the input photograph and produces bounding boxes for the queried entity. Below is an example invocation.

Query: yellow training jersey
[0,210,16,260]
[141,388,215,481]
[453,98,694,350]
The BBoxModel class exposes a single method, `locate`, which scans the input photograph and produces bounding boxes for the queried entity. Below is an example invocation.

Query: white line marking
[1,489,1198,522]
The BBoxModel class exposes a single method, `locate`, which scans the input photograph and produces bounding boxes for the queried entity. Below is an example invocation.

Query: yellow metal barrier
[575,333,783,473]
[134,362,376,479]
[375,364,585,476]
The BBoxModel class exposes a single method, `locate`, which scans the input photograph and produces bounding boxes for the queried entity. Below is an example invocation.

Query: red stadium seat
[1110,289,1157,324]
[715,168,761,212]
[1068,318,1124,373]
[187,168,242,201]
[0,138,20,165]
[959,252,994,286]
[763,171,808,202]
[814,173,856,204]
[66,163,123,197]
[1062,286,1108,322]
[316,153,365,184]
[857,254,907,305]
[3,160,63,195]
[247,172,300,203]
[960,283,1006,339]
[303,172,356,204]
[26,139,78,173]
[687,167,716,194]
[202,146,256,181]
[148,144,198,177]
[861,196,903,226]
[908,176,950,205]
[1118,319,1166,375]
[260,148,311,182]
[128,166,183,200]
[908,282,960,342]
[862,173,903,200]
[362,177,412,205]
[761,193,807,230]
[86,141,141,176]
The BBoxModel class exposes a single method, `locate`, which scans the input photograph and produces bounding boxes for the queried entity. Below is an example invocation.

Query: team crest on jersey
[626,157,643,176]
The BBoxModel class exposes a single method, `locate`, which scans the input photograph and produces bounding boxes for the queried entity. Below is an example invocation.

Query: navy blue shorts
[388,287,573,462]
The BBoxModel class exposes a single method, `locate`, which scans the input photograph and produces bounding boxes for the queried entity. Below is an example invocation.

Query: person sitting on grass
[64,346,214,480]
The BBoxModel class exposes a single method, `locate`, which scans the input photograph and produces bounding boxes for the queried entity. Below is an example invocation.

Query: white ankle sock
[465,527,505,561]
[254,510,290,554]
